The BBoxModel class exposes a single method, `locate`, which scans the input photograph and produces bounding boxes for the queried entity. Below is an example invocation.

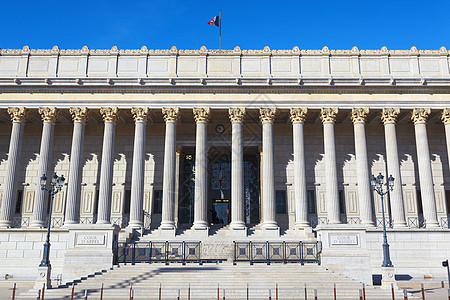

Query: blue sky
[1,0,449,50]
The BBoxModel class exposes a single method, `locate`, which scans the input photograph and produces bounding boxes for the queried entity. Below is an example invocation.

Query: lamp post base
[34,265,52,290]
[381,266,397,290]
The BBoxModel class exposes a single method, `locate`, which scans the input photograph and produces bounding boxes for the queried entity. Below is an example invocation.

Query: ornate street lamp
[370,173,394,268]
[39,173,65,267]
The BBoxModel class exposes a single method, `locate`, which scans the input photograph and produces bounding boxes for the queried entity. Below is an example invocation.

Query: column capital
[100,107,119,123]
[381,108,400,124]
[351,108,370,124]
[259,108,277,123]
[320,108,338,124]
[7,107,27,123]
[38,107,59,123]
[229,108,246,123]
[411,108,431,124]
[131,107,149,123]
[289,108,308,123]
[162,107,179,123]
[69,107,89,123]
[442,109,450,125]
[193,108,211,123]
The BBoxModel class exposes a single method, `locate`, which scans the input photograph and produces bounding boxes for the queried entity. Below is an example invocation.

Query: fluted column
[441,109,450,184]
[351,108,374,226]
[412,108,439,227]
[0,108,27,227]
[128,108,149,229]
[97,107,119,224]
[64,108,89,225]
[290,108,309,229]
[160,108,179,230]
[192,108,210,230]
[381,108,407,228]
[229,108,246,230]
[260,108,278,230]
[320,108,341,224]
[31,108,59,227]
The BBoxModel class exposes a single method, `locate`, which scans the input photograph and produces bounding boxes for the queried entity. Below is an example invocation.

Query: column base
[230,227,247,237]
[192,221,209,230]
[381,267,398,290]
[96,220,111,225]
[361,220,375,227]
[158,227,176,238]
[34,265,52,290]
[0,220,12,228]
[127,221,144,229]
[294,221,310,229]
[393,221,407,229]
[30,221,46,228]
[426,221,440,228]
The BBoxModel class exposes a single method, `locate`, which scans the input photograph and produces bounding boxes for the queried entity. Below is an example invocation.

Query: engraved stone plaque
[76,234,106,245]
[330,235,358,245]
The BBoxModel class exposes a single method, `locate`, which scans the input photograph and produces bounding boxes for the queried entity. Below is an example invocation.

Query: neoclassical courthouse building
[0,45,449,285]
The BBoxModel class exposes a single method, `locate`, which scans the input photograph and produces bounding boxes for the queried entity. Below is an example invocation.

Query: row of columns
[0,107,448,229]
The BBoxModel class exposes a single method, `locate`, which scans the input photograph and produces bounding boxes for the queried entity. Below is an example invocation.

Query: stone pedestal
[34,266,51,290]
[230,227,248,237]
[316,224,372,284]
[159,227,176,238]
[262,227,280,237]
[295,226,315,240]
[381,267,398,289]
[191,228,209,238]
[62,224,119,284]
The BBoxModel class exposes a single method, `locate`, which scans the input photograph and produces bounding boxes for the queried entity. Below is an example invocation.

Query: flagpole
[219,10,222,49]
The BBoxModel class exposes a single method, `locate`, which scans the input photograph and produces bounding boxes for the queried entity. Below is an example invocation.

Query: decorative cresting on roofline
[1,45,449,55]
[441,109,450,125]
[381,108,400,124]
[69,107,89,123]
[100,107,119,123]
[38,107,59,123]
[411,108,431,124]
[193,108,211,123]
[131,107,149,123]
[259,108,277,123]
[351,108,370,124]
[162,108,179,123]
[320,108,339,124]
[7,107,27,123]
[289,108,308,123]
[228,108,246,123]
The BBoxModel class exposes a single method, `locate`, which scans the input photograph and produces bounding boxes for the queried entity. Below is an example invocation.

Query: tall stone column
[64,108,89,225]
[229,108,246,231]
[97,107,119,224]
[351,108,374,226]
[441,109,450,185]
[290,108,309,229]
[0,108,27,227]
[381,108,407,228]
[192,108,210,230]
[160,108,179,231]
[412,108,439,227]
[31,108,59,227]
[320,108,341,224]
[260,108,279,231]
[128,108,149,229]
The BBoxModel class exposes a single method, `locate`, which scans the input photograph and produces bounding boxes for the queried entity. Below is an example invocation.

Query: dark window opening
[123,190,131,214]
[445,190,450,215]
[339,190,346,214]
[276,190,287,214]
[307,190,316,214]
[417,190,423,214]
[15,190,23,214]
[93,190,99,215]
[153,190,163,214]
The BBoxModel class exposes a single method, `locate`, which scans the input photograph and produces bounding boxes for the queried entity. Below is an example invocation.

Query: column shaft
[160,122,177,229]
[446,124,450,173]
[414,123,439,227]
[193,122,208,229]
[97,122,116,224]
[31,122,55,227]
[64,121,86,224]
[293,122,309,228]
[0,121,25,227]
[128,121,146,228]
[261,122,277,229]
[230,122,245,229]
[323,122,340,224]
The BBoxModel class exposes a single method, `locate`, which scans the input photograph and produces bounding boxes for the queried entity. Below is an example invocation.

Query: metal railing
[114,241,201,265]
[376,217,393,228]
[111,216,129,228]
[12,216,29,228]
[308,216,328,228]
[440,216,449,228]
[233,241,322,265]
[408,216,426,228]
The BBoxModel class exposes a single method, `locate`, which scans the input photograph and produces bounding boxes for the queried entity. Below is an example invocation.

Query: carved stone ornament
[131,107,149,123]
[193,108,211,123]
[259,108,277,123]
[228,108,246,123]
[411,108,431,124]
[7,107,27,123]
[38,107,59,123]
[380,108,400,124]
[100,107,119,123]
[351,108,370,124]
[441,109,450,125]
[289,108,308,123]
[69,107,89,123]
[320,108,338,124]
[162,108,179,123]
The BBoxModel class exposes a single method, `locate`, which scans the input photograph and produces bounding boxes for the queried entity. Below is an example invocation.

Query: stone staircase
[20,263,412,299]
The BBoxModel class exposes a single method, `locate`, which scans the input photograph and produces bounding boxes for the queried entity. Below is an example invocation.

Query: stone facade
[0,46,449,284]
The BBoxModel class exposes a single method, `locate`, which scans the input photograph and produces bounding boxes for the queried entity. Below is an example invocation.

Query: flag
[207,15,219,27]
